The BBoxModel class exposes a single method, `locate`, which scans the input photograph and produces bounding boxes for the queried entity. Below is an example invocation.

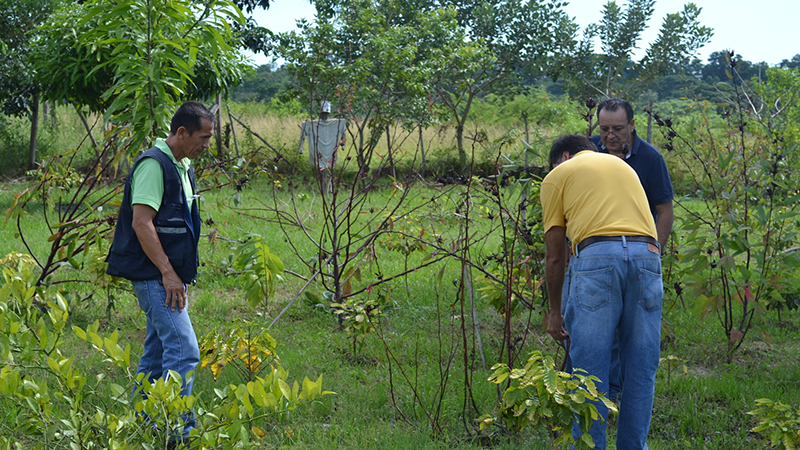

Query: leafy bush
[0,112,67,179]
[480,351,617,449]
[231,234,285,309]
[0,115,30,177]
[0,252,330,449]
[749,398,800,449]
[659,58,800,362]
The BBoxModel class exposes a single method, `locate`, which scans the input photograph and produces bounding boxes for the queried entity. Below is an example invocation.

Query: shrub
[0,252,331,449]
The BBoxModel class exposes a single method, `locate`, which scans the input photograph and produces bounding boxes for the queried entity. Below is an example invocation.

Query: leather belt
[576,235,658,253]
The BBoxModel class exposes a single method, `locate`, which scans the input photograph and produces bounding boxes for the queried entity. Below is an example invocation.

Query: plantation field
[2,80,800,448]
[2,168,800,449]
[3,0,800,445]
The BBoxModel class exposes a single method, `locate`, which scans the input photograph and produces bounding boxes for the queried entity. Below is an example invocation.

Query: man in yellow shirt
[541,134,662,450]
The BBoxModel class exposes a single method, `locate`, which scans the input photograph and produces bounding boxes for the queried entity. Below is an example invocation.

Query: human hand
[547,311,569,341]
[162,271,186,313]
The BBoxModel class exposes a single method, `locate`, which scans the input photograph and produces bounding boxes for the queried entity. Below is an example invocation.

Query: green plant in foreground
[749,398,800,449]
[0,253,330,449]
[480,351,617,449]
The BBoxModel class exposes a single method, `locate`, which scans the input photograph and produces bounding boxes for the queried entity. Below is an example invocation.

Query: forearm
[655,201,674,250]
[544,227,569,340]
[546,256,565,313]
[544,227,567,313]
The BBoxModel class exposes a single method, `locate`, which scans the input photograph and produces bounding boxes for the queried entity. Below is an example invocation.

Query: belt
[576,235,658,253]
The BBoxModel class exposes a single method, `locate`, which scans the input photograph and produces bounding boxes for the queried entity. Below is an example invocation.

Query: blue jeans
[562,268,622,402]
[564,240,662,450]
[132,280,200,436]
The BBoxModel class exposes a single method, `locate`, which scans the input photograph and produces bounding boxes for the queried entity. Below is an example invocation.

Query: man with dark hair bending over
[542,134,663,449]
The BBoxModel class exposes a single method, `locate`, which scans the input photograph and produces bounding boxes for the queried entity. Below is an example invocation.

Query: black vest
[106,147,201,283]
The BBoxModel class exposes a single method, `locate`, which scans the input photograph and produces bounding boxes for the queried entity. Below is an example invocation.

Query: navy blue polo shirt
[590,131,673,221]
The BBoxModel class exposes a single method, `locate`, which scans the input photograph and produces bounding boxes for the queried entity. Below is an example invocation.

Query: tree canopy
[31,0,253,151]
[278,0,577,168]
[0,0,61,117]
[556,0,713,101]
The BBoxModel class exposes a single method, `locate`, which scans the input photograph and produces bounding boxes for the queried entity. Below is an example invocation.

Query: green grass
[2,129,800,449]
[3,178,798,449]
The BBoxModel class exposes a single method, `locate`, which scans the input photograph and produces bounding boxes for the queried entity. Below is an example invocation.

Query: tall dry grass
[227,104,556,177]
[0,100,561,180]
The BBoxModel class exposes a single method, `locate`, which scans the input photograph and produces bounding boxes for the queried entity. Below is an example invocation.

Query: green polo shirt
[130,139,194,211]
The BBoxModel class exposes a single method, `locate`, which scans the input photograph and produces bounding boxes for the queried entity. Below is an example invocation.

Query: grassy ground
[1,102,798,448]
[2,171,800,449]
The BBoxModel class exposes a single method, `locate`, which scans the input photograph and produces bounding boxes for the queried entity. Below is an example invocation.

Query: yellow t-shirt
[541,150,656,250]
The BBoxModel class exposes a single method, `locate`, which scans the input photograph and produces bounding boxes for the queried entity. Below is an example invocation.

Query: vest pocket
[157,228,187,268]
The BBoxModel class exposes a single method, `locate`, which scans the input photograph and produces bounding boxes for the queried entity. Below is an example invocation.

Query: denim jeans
[562,267,622,402]
[563,239,662,450]
[132,279,200,436]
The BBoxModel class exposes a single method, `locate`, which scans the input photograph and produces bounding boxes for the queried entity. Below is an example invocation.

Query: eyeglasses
[598,120,633,136]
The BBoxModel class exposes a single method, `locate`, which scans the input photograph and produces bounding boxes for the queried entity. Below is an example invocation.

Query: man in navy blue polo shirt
[589,98,674,249]
[582,98,673,406]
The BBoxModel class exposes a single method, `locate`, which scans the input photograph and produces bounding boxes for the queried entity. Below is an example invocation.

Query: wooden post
[28,92,39,170]
[419,123,426,178]
[215,92,223,156]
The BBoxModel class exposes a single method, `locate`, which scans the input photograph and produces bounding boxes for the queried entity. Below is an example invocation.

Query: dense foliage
[30,0,252,153]
[1,0,800,447]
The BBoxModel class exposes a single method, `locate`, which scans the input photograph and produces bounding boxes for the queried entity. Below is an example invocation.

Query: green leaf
[278,378,292,400]
[72,326,87,341]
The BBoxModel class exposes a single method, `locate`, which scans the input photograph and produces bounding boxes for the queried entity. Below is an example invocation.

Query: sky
[246,0,799,67]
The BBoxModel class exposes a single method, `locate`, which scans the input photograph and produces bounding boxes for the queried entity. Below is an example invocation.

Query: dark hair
[170,101,215,136]
[596,98,634,123]
[549,134,597,169]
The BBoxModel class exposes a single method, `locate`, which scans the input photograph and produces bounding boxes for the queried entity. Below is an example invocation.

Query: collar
[155,138,190,169]
[627,130,642,158]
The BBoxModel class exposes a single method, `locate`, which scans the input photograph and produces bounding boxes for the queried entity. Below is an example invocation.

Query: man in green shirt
[106,101,214,440]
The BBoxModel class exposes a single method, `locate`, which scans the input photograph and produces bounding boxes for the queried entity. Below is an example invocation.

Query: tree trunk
[215,92,223,156]
[226,104,240,157]
[356,122,365,170]
[419,123,426,178]
[386,124,395,179]
[28,92,39,170]
[456,120,466,169]
[646,101,653,143]
[73,103,98,156]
